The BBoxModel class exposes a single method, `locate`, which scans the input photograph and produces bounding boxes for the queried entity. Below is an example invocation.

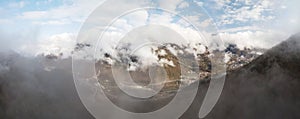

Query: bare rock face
[96,42,263,93]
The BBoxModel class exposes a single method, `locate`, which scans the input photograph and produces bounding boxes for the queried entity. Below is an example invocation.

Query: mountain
[92,34,300,118]
[96,42,264,95]
[0,34,299,118]
[181,34,300,119]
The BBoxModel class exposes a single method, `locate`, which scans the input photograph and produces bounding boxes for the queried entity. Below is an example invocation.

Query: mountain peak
[241,34,300,76]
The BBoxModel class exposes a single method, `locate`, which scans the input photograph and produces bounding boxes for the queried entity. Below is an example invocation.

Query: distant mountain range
[94,42,265,94]
[0,34,299,118]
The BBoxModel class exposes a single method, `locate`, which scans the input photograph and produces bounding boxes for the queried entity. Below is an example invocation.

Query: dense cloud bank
[0,54,93,119]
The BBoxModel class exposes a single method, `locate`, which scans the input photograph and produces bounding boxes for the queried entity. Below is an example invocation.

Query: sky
[0,0,299,57]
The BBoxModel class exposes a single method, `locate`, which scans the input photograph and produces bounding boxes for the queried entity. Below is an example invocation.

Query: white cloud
[122,10,149,28]
[19,0,106,24]
[199,19,213,28]
[214,0,282,25]
[159,0,183,11]
[6,0,297,60]
[178,1,189,9]
[32,19,71,25]
[218,26,264,33]
[37,33,76,57]
[193,1,203,7]
[148,12,174,25]
[20,33,76,58]
[219,30,289,49]
[212,0,227,9]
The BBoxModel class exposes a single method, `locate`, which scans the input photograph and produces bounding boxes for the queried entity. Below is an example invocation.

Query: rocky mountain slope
[181,33,300,119]
[96,42,264,95]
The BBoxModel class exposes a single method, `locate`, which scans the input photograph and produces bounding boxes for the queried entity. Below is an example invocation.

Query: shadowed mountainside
[181,34,300,119]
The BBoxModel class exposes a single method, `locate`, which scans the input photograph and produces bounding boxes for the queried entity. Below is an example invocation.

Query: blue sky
[0,0,299,56]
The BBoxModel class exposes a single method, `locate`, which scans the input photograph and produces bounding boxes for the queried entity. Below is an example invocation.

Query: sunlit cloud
[0,0,298,57]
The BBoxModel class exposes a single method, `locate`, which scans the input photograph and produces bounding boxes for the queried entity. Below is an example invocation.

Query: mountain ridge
[181,33,300,119]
